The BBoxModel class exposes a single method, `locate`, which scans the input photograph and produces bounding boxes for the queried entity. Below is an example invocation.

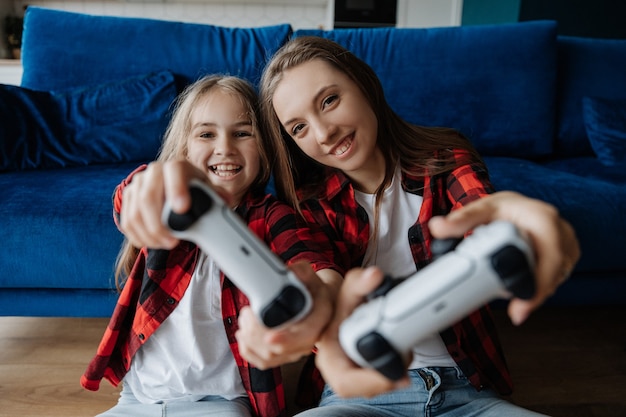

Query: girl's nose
[312,119,337,145]
[214,136,235,155]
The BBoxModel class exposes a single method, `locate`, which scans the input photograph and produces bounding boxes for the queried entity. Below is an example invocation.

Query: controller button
[188,186,214,218]
[492,245,526,275]
[356,332,406,381]
[492,245,535,300]
[168,186,213,231]
[261,285,307,328]
[357,332,390,360]
[367,275,403,300]
[430,237,462,259]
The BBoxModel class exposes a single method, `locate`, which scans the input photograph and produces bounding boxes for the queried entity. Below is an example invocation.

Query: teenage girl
[237,36,579,417]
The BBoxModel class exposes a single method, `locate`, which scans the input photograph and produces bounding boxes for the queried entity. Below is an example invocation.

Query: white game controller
[338,221,536,380]
[162,179,312,328]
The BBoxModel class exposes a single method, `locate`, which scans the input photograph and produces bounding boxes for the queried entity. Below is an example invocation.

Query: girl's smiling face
[186,88,261,206]
[272,59,385,193]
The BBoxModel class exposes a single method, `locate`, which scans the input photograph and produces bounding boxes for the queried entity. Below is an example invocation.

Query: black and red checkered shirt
[300,149,514,395]
[81,167,336,417]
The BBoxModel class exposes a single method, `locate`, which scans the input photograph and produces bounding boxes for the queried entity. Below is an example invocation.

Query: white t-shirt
[124,252,246,404]
[354,167,457,369]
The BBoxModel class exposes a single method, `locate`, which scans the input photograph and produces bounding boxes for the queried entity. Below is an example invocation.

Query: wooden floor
[0,306,624,417]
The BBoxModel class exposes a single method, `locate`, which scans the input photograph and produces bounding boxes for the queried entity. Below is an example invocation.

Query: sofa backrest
[294,21,559,159]
[20,7,292,91]
[556,35,626,158]
[23,8,625,164]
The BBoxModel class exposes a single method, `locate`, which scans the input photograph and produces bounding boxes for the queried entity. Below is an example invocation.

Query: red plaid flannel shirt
[300,149,514,395]
[81,167,335,417]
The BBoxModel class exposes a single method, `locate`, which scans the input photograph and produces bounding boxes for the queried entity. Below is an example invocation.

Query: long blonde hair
[259,36,483,210]
[114,75,270,290]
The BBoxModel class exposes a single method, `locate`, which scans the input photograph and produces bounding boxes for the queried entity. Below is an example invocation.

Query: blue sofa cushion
[294,21,558,158]
[0,71,177,171]
[556,36,626,157]
[21,7,292,91]
[582,96,626,166]
[544,156,626,184]
[0,163,137,291]
[484,156,626,275]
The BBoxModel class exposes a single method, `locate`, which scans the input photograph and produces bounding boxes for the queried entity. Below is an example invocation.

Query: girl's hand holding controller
[338,221,535,382]
[118,160,222,250]
[235,262,340,369]
[314,267,411,398]
[428,191,580,325]
[313,193,579,398]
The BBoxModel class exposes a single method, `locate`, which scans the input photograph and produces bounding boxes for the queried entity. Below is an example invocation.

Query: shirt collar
[322,168,353,200]
[322,165,426,199]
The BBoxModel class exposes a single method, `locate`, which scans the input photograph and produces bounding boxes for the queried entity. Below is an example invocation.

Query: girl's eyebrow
[234,120,253,127]
[283,84,337,127]
[191,122,216,129]
[191,120,253,130]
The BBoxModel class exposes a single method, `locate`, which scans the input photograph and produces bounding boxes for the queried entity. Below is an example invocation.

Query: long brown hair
[259,36,483,210]
[114,75,270,290]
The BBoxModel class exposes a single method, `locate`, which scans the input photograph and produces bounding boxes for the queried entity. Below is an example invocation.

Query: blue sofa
[1,7,624,317]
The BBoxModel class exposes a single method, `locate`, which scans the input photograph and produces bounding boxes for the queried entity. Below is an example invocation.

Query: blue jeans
[96,382,253,417]
[295,367,549,417]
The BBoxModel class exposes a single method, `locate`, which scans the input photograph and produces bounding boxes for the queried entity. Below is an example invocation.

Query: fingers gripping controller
[162,179,312,328]
[339,221,536,380]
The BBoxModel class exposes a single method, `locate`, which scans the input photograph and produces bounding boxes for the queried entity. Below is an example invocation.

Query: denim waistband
[411,366,466,390]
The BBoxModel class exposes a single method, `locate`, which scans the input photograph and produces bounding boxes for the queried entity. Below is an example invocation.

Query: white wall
[13,0,329,30]
[1,0,462,76]
[11,0,462,30]
[398,0,463,28]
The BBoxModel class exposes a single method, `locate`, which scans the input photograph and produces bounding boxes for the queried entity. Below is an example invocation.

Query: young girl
[81,75,342,417]
[248,36,578,416]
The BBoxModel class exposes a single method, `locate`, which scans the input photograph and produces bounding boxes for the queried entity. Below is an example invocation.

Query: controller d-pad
[356,332,406,381]
[492,245,535,300]
[261,285,307,328]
